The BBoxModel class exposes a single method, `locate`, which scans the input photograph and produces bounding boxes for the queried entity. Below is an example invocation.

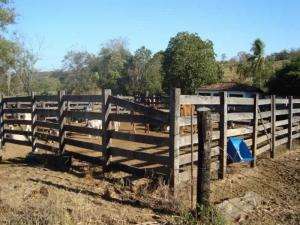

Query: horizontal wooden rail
[35,121,60,129]
[110,113,167,125]
[3,108,31,114]
[3,96,31,103]
[110,147,169,165]
[180,95,220,105]
[4,129,32,136]
[65,111,102,120]
[4,119,31,125]
[64,124,102,136]
[63,95,102,102]
[4,138,31,146]
[227,97,254,105]
[35,95,59,102]
[110,96,169,123]
[64,138,103,152]
[35,132,60,142]
[36,108,59,117]
[110,131,169,145]
[258,99,271,105]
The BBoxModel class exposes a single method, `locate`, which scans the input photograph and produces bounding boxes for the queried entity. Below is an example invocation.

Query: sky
[9,0,300,71]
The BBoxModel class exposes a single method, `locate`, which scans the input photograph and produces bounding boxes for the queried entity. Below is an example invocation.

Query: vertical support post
[219,91,227,179]
[0,94,4,151]
[196,109,212,207]
[102,89,112,167]
[251,93,259,167]
[190,105,194,209]
[58,90,66,155]
[271,95,276,158]
[288,96,293,150]
[169,88,181,192]
[31,92,37,152]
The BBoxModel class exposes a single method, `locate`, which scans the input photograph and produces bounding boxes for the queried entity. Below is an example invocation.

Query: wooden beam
[58,90,66,155]
[197,110,212,206]
[169,88,180,192]
[219,91,227,179]
[102,89,112,167]
[251,93,259,167]
[31,92,37,152]
[271,95,276,158]
[0,94,3,150]
[288,96,293,150]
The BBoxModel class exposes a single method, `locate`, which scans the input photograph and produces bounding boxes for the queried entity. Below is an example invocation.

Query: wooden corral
[0,89,300,193]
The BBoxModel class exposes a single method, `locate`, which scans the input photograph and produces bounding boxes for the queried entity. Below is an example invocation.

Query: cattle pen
[0,89,299,193]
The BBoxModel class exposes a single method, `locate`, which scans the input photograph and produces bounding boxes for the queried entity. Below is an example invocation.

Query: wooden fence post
[219,91,227,179]
[271,95,276,158]
[58,90,66,155]
[169,88,180,192]
[102,89,112,167]
[197,109,212,207]
[0,94,4,150]
[31,92,37,152]
[251,93,259,167]
[288,96,294,150]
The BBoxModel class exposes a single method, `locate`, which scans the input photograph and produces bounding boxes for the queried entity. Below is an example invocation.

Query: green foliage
[163,32,223,94]
[62,51,99,94]
[268,57,300,96]
[0,0,15,30]
[140,51,164,95]
[32,75,61,94]
[92,38,131,93]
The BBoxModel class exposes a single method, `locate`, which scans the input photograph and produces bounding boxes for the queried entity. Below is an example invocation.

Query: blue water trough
[227,137,254,163]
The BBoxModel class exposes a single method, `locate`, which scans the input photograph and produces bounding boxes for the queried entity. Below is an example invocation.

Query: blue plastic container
[227,137,254,163]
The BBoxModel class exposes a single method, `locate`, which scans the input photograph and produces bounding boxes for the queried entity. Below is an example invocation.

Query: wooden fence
[0,89,299,193]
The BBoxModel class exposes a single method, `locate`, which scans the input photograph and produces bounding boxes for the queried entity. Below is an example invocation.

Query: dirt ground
[0,143,299,225]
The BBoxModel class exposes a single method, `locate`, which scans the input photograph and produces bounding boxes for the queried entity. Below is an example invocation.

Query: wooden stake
[197,109,212,206]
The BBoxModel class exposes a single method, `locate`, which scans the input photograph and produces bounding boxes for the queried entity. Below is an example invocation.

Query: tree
[92,38,131,94]
[268,57,300,96]
[140,51,164,95]
[127,46,152,94]
[163,32,223,94]
[62,51,99,94]
[0,0,19,95]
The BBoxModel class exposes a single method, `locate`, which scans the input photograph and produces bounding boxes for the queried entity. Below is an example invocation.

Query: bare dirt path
[0,143,298,225]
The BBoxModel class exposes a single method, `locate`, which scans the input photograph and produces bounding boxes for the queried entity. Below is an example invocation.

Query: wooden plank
[4,138,31,146]
[110,147,169,165]
[276,109,288,116]
[169,88,180,191]
[35,95,59,102]
[3,129,32,136]
[4,119,31,125]
[35,121,59,129]
[102,89,112,167]
[179,146,219,166]
[293,99,300,104]
[110,113,166,125]
[0,95,4,149]
[227,112,253,121]
[64,124,101,136]
[3,96,31,103]
[110,131,168,145]
[258,98,271,105]
[179,131,220,147]
[276,128,288,137]
[227,97,254,105]
[65,138,103,152]
[36,108,59,117]
[58,91,66,155]
[271,95,276,158]
[257,144,271,155]
[178,113,220,127]
[293,109,300,114]
[219,91,227,179]
[293,132,300,139]
[257,133,271,144]
[110,96,169,123]
[252,94,259,167]
[260,111,271,119]
[180,95,220,105]
[35,132,59,142]
[275,137,288,146]
[3,108,31,114]
[276,98,288,104]
[63,95,102,102]
[35,143,59,153]
[65,111,102,120]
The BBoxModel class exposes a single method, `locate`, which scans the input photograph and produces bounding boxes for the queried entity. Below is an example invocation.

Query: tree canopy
[163,32,223,94]
[268,57,300,96]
